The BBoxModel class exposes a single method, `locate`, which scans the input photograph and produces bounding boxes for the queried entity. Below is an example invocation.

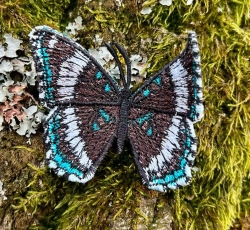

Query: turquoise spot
[92,109,111,131]
[192,62,196,71]
[96,71,102,79]
[147,126,153,136]
[193,88,198,99]
[190,105,195,119]
[49,133,57,142]
[164,174,175,183]
[40,48,49,57]
[93,122,100,131]
[105,84,111,92]
[99,109,110,122]
[61,161,72,172]
[185,137,191,148]
[153,170,185,185]
[43,57,49,62]
[45,67,52,78]
[45,92,53,99]
[47,87,54,92]
[47,76,52,82]
[184,149,189,155]
[143,88,150,97]
[174,170,184,179]
[192,76,197,84]
[153,76,162,86]
[45,93,52,99]
[42,49,49,57]
[51,143,58,151]
[180,158,187,169]
[153,178,165,184]
[44,53,49,59]
[138,112,152,125]
[54,154,63,164]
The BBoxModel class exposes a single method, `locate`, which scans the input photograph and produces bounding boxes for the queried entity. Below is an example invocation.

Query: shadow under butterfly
[29,26,204,192]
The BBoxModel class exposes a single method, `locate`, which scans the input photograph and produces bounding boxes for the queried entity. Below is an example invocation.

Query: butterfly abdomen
[117,89,131,153]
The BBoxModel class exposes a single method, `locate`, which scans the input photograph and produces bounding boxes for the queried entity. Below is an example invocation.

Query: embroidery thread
[29,26,203,192]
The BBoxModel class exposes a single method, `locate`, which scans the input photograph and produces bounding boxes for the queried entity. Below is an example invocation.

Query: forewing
[131,31,203,122]
[44,105,119,183]
[29,26,120,108]
[128,108,197,192]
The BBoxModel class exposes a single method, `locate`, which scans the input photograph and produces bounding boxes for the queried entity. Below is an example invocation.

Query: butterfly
[29,26,203,192]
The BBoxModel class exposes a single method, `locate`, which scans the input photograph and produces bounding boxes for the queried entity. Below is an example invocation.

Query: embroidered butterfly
[29,26,203,192]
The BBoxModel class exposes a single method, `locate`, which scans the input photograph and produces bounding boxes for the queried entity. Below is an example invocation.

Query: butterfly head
[120,88,131,100]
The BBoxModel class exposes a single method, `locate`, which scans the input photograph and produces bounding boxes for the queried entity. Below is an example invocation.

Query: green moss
[1,0,250,229]
[0,0,72,41]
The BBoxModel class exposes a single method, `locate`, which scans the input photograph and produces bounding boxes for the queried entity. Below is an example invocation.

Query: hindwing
[128,108,197,192]
[44,105,119,183]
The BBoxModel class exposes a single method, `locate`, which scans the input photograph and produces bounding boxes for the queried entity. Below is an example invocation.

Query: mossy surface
[0,0,250,229]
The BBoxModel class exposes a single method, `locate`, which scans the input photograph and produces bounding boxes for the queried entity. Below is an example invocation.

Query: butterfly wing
[29,26,120,183]
[128,109,197,192]
[130,31,203,122]
[29,26,120,108]
[44,105,119,183]
[129,31,203,192]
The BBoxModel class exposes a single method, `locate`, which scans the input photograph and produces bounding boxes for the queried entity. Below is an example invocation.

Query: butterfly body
[117,89,131,153]
[29,26,203,192]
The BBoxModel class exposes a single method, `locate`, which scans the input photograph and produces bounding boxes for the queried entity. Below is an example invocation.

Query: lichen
[0,33,45,140]
[0,180,7,204]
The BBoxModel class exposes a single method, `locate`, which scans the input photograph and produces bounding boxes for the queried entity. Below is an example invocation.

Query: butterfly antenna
[105,43,127,88]
[113,42,131,89]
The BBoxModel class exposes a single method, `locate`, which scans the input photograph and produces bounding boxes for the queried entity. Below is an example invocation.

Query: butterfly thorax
[117,88,131,153]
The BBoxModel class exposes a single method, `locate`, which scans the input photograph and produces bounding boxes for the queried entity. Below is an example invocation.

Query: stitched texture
[29,26,203,192]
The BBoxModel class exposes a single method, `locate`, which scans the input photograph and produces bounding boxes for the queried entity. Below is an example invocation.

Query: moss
[0,0,72,41]
[0,0,250,229]
[0,130,48,229]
